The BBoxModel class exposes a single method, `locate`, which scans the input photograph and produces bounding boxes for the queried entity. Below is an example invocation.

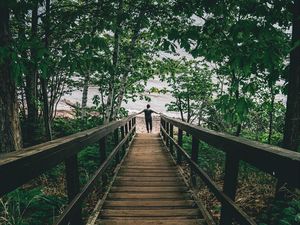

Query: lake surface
[57,78,180,117]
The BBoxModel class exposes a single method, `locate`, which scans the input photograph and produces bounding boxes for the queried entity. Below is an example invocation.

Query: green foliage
[52,116,103,138]
[78,145,100,184]
[258,200,300,225]
[0,188,66,225]
[160,59,214,123]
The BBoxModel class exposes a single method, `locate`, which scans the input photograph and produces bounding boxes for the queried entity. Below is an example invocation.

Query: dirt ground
[135,116,160,133]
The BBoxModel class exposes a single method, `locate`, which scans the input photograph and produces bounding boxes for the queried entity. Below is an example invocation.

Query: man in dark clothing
[138,104,158,133]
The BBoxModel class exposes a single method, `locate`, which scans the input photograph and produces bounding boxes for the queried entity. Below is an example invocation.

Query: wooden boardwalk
[91,133,206,225]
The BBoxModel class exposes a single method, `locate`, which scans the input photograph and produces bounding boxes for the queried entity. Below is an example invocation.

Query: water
[57,78,180,117]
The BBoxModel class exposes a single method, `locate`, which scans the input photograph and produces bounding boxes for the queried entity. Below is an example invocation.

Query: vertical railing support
[166,122,170,148]
[133,117,136,134]
[114,128,120,164]
[121,126,125,156]
[177,128,183,165]
[190,136,199,186]
[99,136,107,190]
[65,155,83,225]
[161,119,166,142]
[160,117,163,137]
[220,152,239,225]
[125,123,129,148]
[169,124,174,155]
[129,120,132,141]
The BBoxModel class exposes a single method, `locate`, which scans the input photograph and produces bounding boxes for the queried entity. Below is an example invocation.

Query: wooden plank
[110,186,188,193]
[177,128,183,164]
[161,126,256,225]
[122,166,176,170]
[54,126,136,225]
[108,193,190,199]
[100,209,200,217]
[161,115,300,188]
[0,114,137,197]
[114,181,185,187]
[220,152,240,225]
[117,172,178,177]
[65,155,83,225]
[103,200,195,208]
[115,177,180,182]
[120,168,176,173]
[191,136,199,186]
[97,218,205,225]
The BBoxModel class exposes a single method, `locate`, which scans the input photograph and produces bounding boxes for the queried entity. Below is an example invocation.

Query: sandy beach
[135,116,161,133]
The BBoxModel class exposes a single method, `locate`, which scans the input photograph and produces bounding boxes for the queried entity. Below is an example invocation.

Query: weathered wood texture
[0,115,136,197]
[160,123,256,225]
[94,134,206,225]
[160,115,300,225]
[161,115,300,188]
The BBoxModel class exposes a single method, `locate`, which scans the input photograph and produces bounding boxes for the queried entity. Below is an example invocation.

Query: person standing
[138,104,158,133]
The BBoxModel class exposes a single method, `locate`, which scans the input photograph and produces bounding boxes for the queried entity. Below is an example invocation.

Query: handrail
[55,120,136,225]
[160,125,255,225]
[161,115,300,187]
[160,114,300,225]
[0,114,137,225]
[0,114,136,196]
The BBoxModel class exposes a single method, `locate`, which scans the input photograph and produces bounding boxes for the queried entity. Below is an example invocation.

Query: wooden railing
[0,114,137,225]
[160,114,300,225]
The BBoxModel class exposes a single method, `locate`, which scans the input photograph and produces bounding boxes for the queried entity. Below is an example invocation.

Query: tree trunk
[41,0,52,141]
[25,0,39,145]
[104,0,123,123]
[81,73,90,118]
[187,95,191,123]
[234,79,241,137]
[283,1,300,152]
[0,6,22,153]
[276,1,300,199]
[267,85,275,144]
[110,3,147,121]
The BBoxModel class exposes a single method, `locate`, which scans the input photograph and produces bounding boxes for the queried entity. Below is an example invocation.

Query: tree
[161,59,214,123]
[283,0,300,152]
[0,2,22,153]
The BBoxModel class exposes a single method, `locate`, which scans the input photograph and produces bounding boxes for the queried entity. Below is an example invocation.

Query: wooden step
[100,209,200,217]
[120,169,176,174]
[110,186,187,193]
[122,165,176,170]
[116,176,180,182]
[89,133,206,225]
[103,200,195,208]
[114,181,184,187]
[107,193,191,200]
[97,218,205,225]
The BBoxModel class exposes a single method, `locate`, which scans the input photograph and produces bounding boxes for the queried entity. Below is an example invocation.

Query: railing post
[160,117,163,136]
[177,128,183,164]
[99,137,107,189]
[133,117,136,134]
[220,152,239,225]
[162,120,165,142]
[191,136,199,187]
[166,122,170,148]
[169,124,174,155]
[129,120,132,141]
[65,155,83,225]
[121,126,125,156]
[125,123,129,148]
[114,128,120,164]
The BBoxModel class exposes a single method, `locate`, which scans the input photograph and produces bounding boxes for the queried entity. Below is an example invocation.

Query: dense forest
[0,0,299,224]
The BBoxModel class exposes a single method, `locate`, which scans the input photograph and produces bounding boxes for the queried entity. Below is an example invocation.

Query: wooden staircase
[91,133,206,225]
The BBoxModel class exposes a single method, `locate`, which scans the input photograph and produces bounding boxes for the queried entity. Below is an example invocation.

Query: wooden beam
[161,115,300,188]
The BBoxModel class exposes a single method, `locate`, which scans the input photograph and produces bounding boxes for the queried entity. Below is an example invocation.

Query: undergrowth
[181,135,300,225]
[0,116,118,225]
